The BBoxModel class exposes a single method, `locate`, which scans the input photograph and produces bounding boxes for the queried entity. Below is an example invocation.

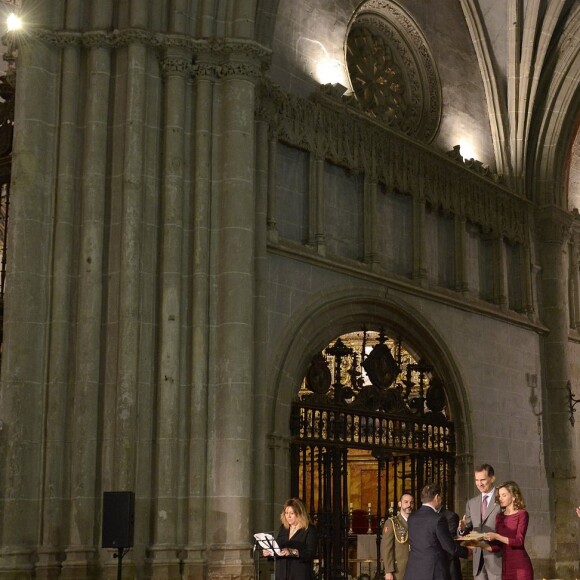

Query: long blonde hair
[280,498,310,530]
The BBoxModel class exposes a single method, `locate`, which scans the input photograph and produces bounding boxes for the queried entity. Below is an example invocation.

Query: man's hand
[385,573,394,580]
[458,514,467,532]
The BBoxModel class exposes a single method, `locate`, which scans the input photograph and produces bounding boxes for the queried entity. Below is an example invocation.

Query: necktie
[481,495,488,520]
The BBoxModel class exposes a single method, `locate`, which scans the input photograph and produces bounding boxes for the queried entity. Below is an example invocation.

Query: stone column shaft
[111,40,147,491]
[150,52,188,571]
[307,155,316,247]
[252,119,270,533]
[37,40,81,578]
[206,60,256,579]
[521,241,535,317]
[536,206,578,578]
[183,61,214,577]
[454,215,469,293]
[568,232,580,330]
[266,136,278,241]
[129,0,149,28]
[412,195,427,284]
[0,24,60,580]
[314,158,325,256]
[492,235,508,308]
[363,175,378,267]
[65,43,112,573]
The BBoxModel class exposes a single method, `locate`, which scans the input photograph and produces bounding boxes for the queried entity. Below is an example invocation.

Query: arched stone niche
[266,287,473,502]
[345,0,442,142]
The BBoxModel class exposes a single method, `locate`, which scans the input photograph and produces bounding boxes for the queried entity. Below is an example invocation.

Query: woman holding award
[262,498,318,579]
[482,481,533,580]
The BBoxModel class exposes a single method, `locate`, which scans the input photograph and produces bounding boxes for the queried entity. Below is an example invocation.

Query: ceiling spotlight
[6,13,22,32]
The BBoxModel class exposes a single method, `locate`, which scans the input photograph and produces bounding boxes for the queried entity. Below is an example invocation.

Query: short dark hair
[474,463,495,477]
[421,482,441,502]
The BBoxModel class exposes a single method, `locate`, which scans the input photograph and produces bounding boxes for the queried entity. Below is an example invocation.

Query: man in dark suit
[404,483,470,580]
[440,507,462,580]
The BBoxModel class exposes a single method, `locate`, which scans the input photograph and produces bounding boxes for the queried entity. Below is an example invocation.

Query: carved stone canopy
[345,0,442,143]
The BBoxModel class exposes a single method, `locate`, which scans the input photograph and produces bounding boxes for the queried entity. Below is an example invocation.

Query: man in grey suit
[458,464,502,580]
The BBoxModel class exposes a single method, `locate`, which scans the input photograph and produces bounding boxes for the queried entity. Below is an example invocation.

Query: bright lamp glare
[459,142,477,161]
[316,57,343,85]
[7,13,22,31]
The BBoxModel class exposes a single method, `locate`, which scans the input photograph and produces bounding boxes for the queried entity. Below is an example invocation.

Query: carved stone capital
[535,205,574,245]
[159,55,192,77]
[218,60,263,80]
[192,61,220,79]
[29,29,270,72]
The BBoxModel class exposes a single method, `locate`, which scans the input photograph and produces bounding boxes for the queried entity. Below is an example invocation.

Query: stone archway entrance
[290,329,455,579]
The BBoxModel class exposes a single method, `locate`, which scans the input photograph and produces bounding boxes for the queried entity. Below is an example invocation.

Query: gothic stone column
[536,205,579,578]
[204,48,262,580]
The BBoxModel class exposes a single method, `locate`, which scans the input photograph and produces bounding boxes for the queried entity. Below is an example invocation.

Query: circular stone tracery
[346,0,442,142]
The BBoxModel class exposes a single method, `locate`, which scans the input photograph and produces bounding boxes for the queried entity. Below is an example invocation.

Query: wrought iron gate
[290,331,456,580]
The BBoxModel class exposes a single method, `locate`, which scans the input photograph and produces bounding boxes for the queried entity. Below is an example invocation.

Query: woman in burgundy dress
[482,481,533,580]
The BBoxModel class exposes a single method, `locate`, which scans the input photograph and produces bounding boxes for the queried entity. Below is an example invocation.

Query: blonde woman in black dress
[263,498,318,580]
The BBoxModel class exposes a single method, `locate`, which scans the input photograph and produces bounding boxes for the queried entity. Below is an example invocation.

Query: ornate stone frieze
[256,81,528,242]
[28,27,271,65]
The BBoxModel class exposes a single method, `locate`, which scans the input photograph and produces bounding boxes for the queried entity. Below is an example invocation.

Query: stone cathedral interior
[0,0,578,579]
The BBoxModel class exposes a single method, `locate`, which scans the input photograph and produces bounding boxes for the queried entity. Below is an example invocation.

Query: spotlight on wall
[446,144,501,183]
[457,141,477,161]
[315,56,345,86]
[6,12,21,31]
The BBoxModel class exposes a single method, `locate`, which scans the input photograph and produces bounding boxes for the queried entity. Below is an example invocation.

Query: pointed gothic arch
[265,286,474,577]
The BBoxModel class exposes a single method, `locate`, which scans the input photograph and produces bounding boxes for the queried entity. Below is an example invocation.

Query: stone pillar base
[59,562,100,580]
[35,564,62,580]
[205,547,254,580]
[206,562,254,580]
[0,548,35,580]
[144,547,181,580]
[101,559,138,580]
[0,571,33,580]
[59,547,100,580]
[34,549,63,580]
[145,564,181,580]
[181,560,207,580]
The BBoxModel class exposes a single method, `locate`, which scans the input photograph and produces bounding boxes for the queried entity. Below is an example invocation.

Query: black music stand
[254,532,282,579]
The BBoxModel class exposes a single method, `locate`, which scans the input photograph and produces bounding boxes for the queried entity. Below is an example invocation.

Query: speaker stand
[113,547,129,580]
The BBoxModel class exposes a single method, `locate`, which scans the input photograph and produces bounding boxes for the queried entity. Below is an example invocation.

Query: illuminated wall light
[7,13,22,31]
[458,141,477,161]
[315,56,344,86]
[296,37,350,88]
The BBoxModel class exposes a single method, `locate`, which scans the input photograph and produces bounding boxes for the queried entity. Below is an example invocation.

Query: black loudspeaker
[102,491,135,548]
